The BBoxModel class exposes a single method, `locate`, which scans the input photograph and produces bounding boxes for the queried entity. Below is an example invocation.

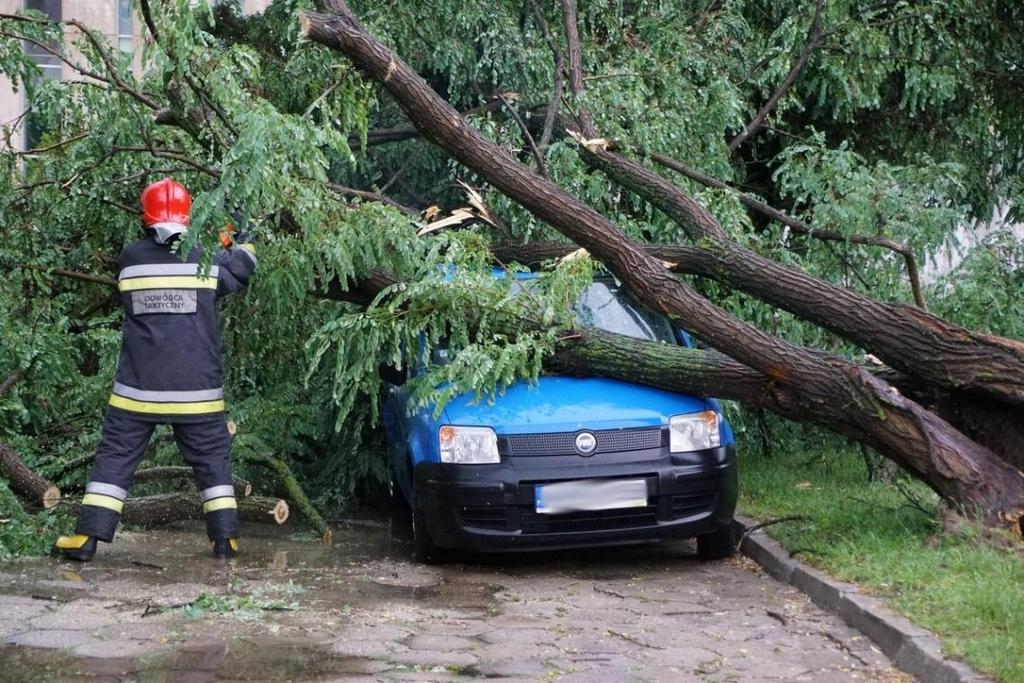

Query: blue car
[381,276,738,563]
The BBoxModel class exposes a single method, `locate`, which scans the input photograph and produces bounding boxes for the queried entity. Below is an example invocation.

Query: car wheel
[697,524,736,560]
[411,500,448,565]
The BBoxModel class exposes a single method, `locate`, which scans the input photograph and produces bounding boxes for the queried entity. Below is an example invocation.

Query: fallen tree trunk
[493,71,1024,412]
[0,442,61,509]
[578,143,1024,408]
[133,466,253,498]
[302,5,1024,534]
[0,477,30,522]
[120,493,288,528]
[238,496,290,525]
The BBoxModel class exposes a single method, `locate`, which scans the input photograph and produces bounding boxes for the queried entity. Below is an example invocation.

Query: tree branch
[728,0,823,152]
[67,19,162,111]
[496,92,547,176]
[18,264,117,287]
[649,152,928,309]
[693,0,723,33]
[138,0,159,42]
[528,0,565,150]
[109,145,221,176]
[347,100,506,150]
[14,132,88,157]
[325,181,419,215]
[560,0,596,138]
[0,368,25,399]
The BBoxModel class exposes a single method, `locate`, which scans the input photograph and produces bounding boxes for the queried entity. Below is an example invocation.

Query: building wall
[0,0,28,147]
[0,0,271,152]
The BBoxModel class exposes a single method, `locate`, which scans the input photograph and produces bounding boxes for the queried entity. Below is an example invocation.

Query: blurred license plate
[535,479,647,514]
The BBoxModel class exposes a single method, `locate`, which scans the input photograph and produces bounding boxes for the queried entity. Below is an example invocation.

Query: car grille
[670,492,717,519]
[499,427,662,457]
[456,479,719,535]
[457,506,507,531]
[520,505,659,534]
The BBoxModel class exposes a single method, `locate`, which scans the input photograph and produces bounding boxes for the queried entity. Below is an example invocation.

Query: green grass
[738,447,1024,683]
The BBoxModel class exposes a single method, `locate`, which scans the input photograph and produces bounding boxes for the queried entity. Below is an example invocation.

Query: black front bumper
[414,445,737,552]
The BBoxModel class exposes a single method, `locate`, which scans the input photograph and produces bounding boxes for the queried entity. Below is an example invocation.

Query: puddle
[0,504,694,682]
[0,640,381,682]
[0,503,910,683]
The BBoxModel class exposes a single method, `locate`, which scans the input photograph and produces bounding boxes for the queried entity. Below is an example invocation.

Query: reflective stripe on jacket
[108,234,256,423]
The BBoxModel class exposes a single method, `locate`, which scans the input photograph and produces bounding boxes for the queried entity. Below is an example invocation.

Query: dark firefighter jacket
[108,233,256,423]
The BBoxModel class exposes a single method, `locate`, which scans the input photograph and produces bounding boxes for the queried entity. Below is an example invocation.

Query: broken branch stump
[0,442,61,509]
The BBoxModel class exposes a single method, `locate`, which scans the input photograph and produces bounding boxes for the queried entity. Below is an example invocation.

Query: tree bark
[0,442,61,509]
[561,0,596,138]
[302,6,1024,534]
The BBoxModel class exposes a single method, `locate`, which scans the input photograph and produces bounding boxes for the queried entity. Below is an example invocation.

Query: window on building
[24,0,62,79]
[117,0,133,53]
[24,0,62,150]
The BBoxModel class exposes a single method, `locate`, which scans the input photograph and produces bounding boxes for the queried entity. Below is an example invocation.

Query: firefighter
[52,178,257,561]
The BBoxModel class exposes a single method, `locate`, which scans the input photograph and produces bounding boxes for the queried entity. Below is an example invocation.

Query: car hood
[441,376,710,434]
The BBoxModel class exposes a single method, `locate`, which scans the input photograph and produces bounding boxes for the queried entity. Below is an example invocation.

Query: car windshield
[428,279,676,366]
[574,280,676,343]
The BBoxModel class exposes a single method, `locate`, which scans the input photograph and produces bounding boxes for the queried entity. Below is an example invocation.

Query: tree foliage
[1,0,1022,540]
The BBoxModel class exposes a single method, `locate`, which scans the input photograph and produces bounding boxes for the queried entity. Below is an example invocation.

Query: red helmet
[140,177,191,228]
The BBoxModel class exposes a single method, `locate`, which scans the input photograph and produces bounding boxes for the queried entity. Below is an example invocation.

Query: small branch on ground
[244,453,332,543]
[895,479,937,517]
[737,514,811,550]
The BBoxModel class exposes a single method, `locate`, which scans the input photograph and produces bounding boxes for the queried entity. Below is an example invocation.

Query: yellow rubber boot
[212,538,239,559]
[52,534,97,562]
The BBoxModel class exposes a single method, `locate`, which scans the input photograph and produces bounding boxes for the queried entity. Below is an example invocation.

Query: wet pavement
[0,510,912,682]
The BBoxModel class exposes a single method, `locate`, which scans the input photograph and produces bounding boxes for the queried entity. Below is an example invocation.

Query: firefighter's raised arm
[216,223,257,297]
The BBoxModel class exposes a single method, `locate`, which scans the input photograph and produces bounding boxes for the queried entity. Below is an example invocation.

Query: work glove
[218,209,254,249]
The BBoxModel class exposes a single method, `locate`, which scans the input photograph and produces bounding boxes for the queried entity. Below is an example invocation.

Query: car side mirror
[676,328,695,348]
[378,362,408,386]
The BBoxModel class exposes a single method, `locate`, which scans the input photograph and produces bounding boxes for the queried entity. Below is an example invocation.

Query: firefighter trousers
[75,409,240,542]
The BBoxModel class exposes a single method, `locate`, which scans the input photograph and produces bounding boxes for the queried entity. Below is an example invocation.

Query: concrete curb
[733,515,993,683]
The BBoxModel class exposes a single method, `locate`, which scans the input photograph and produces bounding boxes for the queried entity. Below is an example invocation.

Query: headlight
[439,425,500,464]
[669,411,720,453]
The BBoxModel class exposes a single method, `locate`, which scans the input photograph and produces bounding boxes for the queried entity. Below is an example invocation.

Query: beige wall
[0,0,27,150]
[0,0,273,152]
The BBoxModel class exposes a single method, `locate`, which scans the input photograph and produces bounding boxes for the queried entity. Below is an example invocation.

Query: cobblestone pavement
[0,514,913,682]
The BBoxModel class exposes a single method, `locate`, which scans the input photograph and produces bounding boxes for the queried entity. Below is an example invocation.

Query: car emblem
[575,432,597,456]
